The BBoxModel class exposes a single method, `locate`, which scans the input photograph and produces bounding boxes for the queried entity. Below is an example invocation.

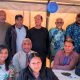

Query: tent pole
[46,0,50,29]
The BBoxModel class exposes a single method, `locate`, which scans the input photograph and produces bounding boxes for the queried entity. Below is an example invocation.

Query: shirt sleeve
[53,51,61,68]
[66,25,72,38]
[12,54,20,73]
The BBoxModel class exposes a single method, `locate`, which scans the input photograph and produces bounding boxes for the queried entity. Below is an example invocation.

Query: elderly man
[0,10,11,45]
[53,39,79,70]
[12,38,36,74]
[49,18,65,60]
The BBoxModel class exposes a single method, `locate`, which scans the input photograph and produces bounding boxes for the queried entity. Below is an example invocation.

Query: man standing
[49,18,65,60]
[66,13,80,54]
[0,10,11,45]
[5,14,28,61]
[28,14,49,66]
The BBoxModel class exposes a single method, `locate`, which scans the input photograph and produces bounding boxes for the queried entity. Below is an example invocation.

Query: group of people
[0,9,80,80]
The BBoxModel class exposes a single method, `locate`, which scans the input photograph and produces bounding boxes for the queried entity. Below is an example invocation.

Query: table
[53,69,80,80]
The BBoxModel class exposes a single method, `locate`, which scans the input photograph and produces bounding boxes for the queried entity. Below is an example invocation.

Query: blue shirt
[66,22,80,54]
[49,28,65,55]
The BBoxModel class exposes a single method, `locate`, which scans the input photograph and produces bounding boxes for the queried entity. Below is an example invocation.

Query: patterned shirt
[49,28,65,56]
[66,22,80,54]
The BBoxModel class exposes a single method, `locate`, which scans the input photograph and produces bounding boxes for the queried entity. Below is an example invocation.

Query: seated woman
[53,39,79,70]
[17,53,59,80]
[0,45,15,80]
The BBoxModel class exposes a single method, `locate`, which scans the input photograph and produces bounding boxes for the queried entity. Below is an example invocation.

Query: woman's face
[0,49,8,64]
[29,57,42,74]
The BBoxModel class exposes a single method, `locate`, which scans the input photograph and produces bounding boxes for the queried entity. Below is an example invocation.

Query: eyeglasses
[56,22,63,24]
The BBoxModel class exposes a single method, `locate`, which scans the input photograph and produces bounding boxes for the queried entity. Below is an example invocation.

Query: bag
[75,64,80,76]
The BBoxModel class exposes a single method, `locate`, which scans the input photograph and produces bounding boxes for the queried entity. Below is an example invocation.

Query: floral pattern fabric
[66,22,80,54]
[49,28,65,56]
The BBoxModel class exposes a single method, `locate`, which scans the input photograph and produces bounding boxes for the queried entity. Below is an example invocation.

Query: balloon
[47,2,58,13]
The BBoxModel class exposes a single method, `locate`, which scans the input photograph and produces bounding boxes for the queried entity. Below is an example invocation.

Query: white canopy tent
[0,0,80,12]
[0,0,80,67]
[0,0,80,30]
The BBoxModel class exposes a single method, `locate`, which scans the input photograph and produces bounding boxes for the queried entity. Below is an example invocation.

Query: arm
[46,68,59,80]
[5,27,11,49]
[16,70,25,80]
[16,68,28,80]
[66,25,72,39]
[12,54,20,74]
[49,29,53,43]
[46,29,49,57]
[53,53,79,70]
[53,51,61,69]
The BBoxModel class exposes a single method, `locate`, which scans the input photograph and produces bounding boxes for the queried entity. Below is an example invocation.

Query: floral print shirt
[66,22,80,54]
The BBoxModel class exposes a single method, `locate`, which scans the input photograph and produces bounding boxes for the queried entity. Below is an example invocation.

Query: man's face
[0,11,6,23]
[15,18,23,28]
[22,41,32,53]
[34,15,42,27]
[29,57,42,74]
[64,41,74,55]
[55,18,64,30]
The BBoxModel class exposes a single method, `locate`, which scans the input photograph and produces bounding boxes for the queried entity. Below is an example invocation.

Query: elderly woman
[17,53,58,80]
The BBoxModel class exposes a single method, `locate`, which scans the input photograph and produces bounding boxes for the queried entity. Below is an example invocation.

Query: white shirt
[0,64,6,71]
[0,64,9,80]
[15,26,26,52]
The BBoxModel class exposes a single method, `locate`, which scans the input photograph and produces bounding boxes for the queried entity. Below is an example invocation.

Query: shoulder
[5,22,11,26]
[30,50,37,53]
[41,27,48,31]
[67,22,76,29]
[28,27,35,33]
[56,50,63,55]
[49,28,56,31]
[72,51,79,58]
[13,51,24,60]
[40,67,59,80]
[23,25,28,29]
[29,27,35,30]
[7,25,15,30]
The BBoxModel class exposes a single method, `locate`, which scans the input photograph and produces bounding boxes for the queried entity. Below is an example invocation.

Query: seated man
[12,38,36,74]
[53,39,79,70]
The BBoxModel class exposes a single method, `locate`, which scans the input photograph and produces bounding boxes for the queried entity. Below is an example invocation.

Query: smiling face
[29,57,42,74]
[22,38,32,53]
[0,48,8,64]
